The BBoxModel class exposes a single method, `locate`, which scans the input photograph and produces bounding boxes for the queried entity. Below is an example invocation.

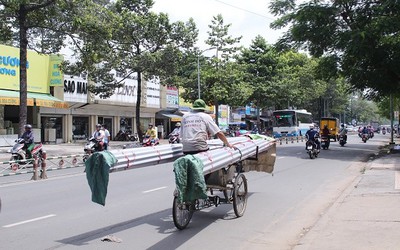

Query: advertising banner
[166,86,179,108]
[48,55,64,86]
[0,44,50,93]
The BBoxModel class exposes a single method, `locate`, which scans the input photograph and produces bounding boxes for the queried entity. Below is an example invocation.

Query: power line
[214,0,275,21]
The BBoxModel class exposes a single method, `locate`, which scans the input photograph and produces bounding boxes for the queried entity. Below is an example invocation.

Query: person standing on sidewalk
[180,99,233,154]
[102,124,110,150]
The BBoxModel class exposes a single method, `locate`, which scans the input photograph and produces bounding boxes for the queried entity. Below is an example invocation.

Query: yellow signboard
[48,54,64,86]
[0,44,51,93]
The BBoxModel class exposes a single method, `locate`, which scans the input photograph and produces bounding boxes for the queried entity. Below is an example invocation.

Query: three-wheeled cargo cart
[172,161,248,230]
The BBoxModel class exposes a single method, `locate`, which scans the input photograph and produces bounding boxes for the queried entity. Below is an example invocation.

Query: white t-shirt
[103,129,110,143]
[181,111,221,152]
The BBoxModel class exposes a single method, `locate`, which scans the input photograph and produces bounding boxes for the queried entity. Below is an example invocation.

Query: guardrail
[275,136,306,145]
[0,153,86,179]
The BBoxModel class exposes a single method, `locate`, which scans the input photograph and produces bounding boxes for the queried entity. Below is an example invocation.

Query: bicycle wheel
[233,173,248,217]
[172,196,194,230]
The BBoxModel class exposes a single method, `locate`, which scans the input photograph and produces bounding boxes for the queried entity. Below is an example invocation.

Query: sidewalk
[295,148,400,250]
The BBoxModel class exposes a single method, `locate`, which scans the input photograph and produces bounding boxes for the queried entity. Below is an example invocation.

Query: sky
[152,0,285,51]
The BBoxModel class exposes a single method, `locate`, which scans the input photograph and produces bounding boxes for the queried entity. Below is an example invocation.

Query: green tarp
[85,151,118,206]
[173,155,208,203]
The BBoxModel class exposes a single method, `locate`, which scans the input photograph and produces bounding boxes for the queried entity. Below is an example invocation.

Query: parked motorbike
[83,137,102,162]
[10,138,44,171]
[361,133,369,143]
[142,135,159,147]
[168,134,180,144]
[114,127,138,141]
[382,129,387,135]
[339,134,347,147]
[305,139,319,159]
[320,135,330,150]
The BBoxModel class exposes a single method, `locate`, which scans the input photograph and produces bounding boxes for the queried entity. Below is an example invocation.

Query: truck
[320,117,340,141]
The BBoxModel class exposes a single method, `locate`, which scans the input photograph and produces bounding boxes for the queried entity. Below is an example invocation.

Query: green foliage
[269,0,400,98]
[237,35,279,109]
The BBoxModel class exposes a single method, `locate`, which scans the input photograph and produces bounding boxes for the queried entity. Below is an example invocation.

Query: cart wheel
[172,196,194,230]
[233,173,248,217]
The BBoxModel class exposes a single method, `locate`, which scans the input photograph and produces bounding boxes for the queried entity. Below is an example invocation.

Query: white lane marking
[142,186,167,194]
[3,214,56,228]
[395,171,400,190]
[277,157,285,160]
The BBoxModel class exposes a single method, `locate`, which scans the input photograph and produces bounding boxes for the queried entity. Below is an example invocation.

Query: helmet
[24,124,32,130]
[324,125,328,128]
[176,122,181,127]
[309,124,314,130]
[96,124,102,128]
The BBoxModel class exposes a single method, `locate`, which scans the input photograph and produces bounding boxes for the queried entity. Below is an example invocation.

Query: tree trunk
[19,8,28,135]
[136,71,142,141]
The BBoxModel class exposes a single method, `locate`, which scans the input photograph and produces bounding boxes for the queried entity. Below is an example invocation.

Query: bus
[272,109,314,138]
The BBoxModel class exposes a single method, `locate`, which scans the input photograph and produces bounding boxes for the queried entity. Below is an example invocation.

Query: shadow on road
[55,193,254,249]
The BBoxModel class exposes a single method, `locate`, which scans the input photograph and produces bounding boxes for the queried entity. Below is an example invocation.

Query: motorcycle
[142,135,159,147]
[114,127,138,141]
[10,138,44,171]
[382,129,387,135]
[339,134,347,147]
[168,134,180,144]
[361,133,369,143]
[83,137,102,162]
[320,135,330,150]
[305,139,319,159]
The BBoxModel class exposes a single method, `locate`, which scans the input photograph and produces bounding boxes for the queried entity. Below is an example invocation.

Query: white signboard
[63,75,88,103]
[166,86,179,108]
[100,76,138,104]
[146,76,161,108]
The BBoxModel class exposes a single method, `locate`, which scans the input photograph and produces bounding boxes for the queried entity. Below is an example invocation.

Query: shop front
[0,45,67,146]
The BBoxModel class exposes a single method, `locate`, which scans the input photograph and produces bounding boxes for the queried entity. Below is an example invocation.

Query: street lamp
[197,47,216,99]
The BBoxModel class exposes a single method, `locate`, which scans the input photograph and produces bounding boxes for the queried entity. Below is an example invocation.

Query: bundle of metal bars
[109,136,276,174]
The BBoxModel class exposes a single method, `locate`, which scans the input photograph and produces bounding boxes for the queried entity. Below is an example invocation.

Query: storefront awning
[162,113,182,122]
[0,90,69,109]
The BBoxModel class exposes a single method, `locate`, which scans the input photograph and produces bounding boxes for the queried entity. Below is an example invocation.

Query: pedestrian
[180,99,233,154]
[102,124,110,150]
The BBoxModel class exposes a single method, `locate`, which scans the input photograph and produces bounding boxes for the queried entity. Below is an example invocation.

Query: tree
[237,35,279,123]
[269,0,400,99]
[1,0,57,134]
[76,0,198,140]
[0,0,111,134]
[205,14,242,125]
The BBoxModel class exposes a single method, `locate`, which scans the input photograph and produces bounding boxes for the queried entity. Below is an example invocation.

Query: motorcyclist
[339,124,348,142]
[170,122,181,136]
[145,123,158,143]
[19,124,35,158]
[361,126,369,138]
[92,124,105,151]
[321,125,330,137]
[305,124,320,151]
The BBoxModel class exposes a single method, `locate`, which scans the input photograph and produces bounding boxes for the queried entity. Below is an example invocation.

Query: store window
[72,116,89,140]
[41,116,63,139]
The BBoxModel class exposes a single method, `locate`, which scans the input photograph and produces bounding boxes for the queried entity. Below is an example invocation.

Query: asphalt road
[0,134,387,249]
